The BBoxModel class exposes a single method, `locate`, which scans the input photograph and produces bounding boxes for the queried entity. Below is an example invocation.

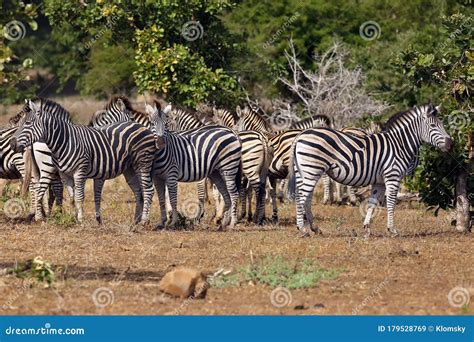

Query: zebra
[2,111,64,220]
[335,123,384,205]
[11,98,157,225]
[213,107,273,224]
[144,101,242,229]
[288,104,453,237]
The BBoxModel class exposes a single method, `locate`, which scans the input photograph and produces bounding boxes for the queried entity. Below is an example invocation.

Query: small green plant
[47,209,76,227]
[8,256,55,287]
[210,256,343,289]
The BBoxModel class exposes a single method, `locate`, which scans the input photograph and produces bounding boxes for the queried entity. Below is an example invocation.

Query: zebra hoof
[155,224,165,231]
[388,228,399,237]
[26,214,35,223]
[310,226,323,235]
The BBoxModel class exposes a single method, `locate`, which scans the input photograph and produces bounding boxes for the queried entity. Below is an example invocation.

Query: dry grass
[0,179,472,315]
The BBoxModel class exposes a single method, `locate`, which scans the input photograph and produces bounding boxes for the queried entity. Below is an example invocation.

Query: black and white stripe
[145,101,242,229]
[288,104,452,236]
[12,98,157,224]
[214,107,273,224]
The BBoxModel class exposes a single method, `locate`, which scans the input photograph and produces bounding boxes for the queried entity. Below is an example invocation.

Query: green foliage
[47,209,76,227]
[8,256,55,287]
[396,12,473,210]
[210,256,343,289]
[77,40,136,97]
[0,1,38,103]
[40,0,243,106]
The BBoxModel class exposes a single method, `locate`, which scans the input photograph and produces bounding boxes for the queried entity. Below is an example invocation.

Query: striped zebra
[288,104,452,236]
[335,123,383,205]
[213,108,273,224]
[12,98,157,224]
[144,101,242,229]
[2,111,63,220]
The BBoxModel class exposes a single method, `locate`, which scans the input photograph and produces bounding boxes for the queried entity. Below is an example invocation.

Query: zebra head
[145,100,171,149]
[420,104,453,152]
[11,99,44,153]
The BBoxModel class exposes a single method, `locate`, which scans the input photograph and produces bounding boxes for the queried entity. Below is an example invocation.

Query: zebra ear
[236,105,242,117]
[116,98,126,112]
[27,99,40,116]
[144,102,155,115]
[434,105,441,114]
[163,104,172,115]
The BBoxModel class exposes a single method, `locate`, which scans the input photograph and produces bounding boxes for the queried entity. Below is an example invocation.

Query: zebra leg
[269,177,279,223]
[93,179,105,224]
[239,178,248,221]
[72,174,86,223]
[33,179,50,222]
[153,177,167,228]
[295,171,322,236]
[247,185,253,222]
[334,181,343,204]
[254,179,266,225]
[123,170,144,224]
[362,184,386,237]
[27,181,36,222]
[212,184,225,224]
[196,180,206,223]
[223,171,239,229]
[51,179,64,210]
[167,180,179,227]
[347,186,358,206]
[277,179,287,203]
[136,170,153,225]
[321,174,333,204]
[210,172,232,230]
[385,179,401,236]
[60,173,75,208]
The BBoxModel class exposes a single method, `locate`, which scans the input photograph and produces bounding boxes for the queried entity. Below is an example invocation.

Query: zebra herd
[0,97,452,237]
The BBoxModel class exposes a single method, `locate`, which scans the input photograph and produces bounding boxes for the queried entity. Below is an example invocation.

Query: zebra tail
[287,139,299,202]
[235,161,242,195]
[21,147,33,198]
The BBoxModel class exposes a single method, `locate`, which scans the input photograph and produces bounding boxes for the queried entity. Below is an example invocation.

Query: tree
[274,40,389,128]
[0,1,38,104]
[41,0,242,106]
[396,12,473,232]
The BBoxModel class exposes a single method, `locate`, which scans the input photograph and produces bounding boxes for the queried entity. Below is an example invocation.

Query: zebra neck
[385,120,423,160]
[42,118,77,158]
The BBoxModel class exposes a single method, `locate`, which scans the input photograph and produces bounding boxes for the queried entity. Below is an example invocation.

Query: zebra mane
[383,104,436,130]
[106,95,134,111]
[25,98,72,122]
[8,109,27,128]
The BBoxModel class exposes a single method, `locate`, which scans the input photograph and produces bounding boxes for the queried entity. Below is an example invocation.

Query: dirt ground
[0,178,472,316]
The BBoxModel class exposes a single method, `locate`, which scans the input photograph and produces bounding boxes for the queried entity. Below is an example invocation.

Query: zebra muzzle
[155,136,165,149]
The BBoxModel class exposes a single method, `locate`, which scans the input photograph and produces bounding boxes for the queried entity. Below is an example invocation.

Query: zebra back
[289,114,332,130]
